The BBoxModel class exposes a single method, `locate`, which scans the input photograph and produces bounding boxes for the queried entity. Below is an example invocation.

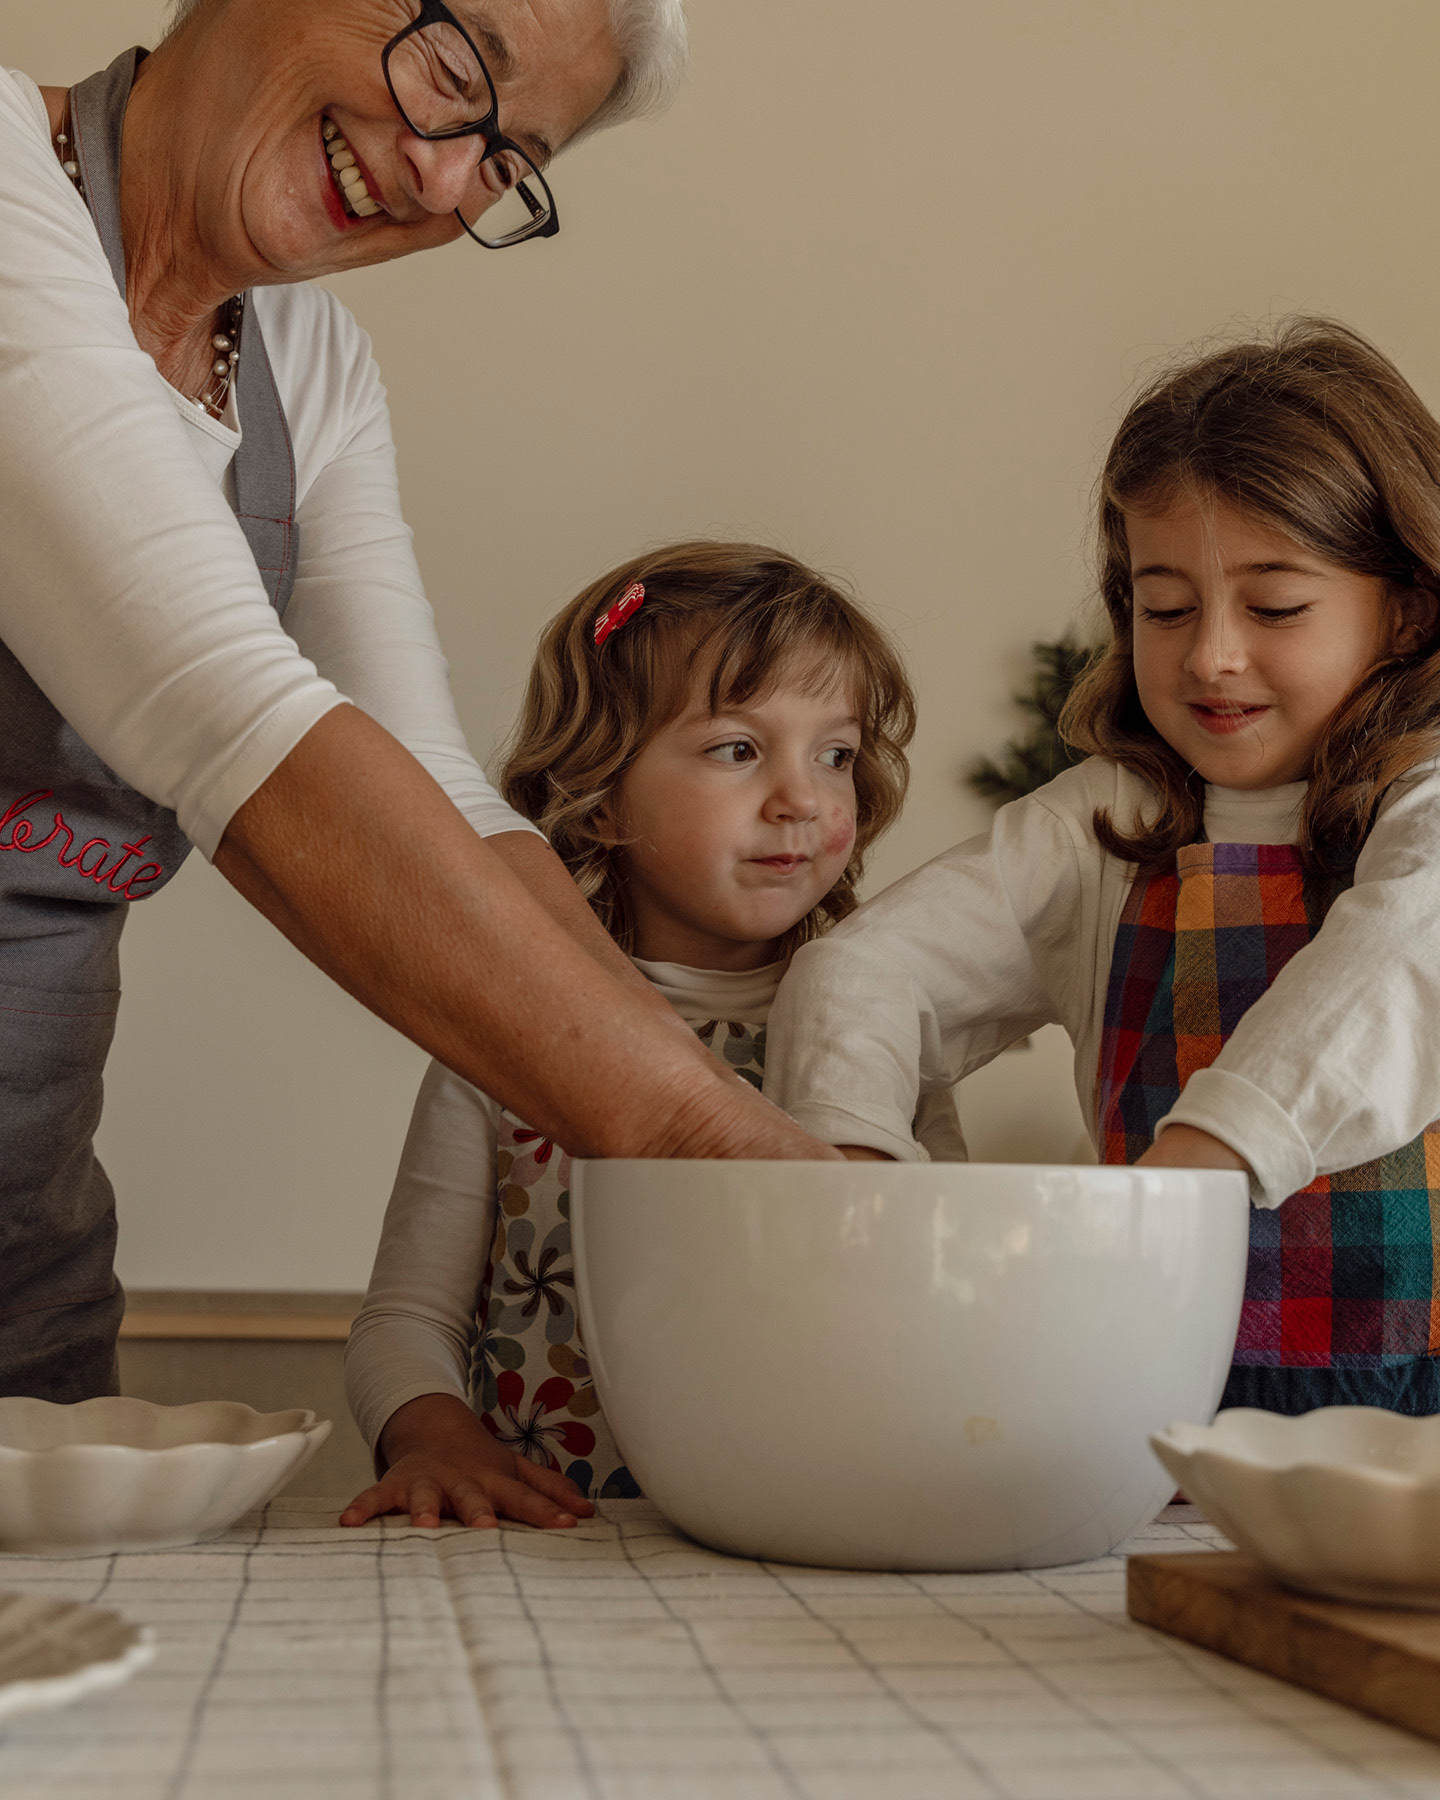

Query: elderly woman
[0,0,826,1404]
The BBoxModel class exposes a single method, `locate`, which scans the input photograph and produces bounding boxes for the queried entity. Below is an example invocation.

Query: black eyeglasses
[381,0,559,249]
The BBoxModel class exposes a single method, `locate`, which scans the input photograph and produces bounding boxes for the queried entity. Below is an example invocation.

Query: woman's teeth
[323,119,380,218]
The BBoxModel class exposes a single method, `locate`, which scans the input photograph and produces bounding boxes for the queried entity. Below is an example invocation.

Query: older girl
[768,319,1440,1417]
[342,541,944,1528]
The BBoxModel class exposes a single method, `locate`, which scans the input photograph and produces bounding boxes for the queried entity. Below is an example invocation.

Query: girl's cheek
[822,810,857,861]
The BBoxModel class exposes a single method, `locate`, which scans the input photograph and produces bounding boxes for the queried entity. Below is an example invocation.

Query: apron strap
[231,321,299,614]
[69,48,141,297]
[69,48,299,615]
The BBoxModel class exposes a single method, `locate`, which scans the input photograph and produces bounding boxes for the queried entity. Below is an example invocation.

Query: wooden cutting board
[1128,1551,1440,1743]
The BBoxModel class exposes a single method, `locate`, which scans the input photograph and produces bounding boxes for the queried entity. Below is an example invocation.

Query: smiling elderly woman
[0,0,827,1405]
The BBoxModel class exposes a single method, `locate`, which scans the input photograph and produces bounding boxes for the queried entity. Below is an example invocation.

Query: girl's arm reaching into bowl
[1146,766,1440,1204]
[1137,1124,1250,1173]
[764,767,1105,1159]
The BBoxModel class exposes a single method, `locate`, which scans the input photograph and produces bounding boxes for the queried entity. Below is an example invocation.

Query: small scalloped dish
[1152,1407,1440,1607]
[0,1397,330,1557]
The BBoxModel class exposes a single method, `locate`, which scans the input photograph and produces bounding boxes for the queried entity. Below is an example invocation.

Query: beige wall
[11,2,1440,1286]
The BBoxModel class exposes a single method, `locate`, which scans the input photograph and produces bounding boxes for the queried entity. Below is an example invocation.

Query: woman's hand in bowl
[339,1392,593,1531]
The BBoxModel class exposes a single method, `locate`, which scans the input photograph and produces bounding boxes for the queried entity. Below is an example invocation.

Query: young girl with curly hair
[341,540,933,1528]
[768,319,1440,1419]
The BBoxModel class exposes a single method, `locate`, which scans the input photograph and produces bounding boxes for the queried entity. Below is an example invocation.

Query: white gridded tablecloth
[1,1499,1439,1800]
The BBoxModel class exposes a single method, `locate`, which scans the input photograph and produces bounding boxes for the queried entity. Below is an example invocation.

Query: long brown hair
[500,541,915,955]
[1060,318,1440,872]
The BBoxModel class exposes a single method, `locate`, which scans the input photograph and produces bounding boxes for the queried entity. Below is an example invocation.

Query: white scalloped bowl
[573,1160,1251,1570]
[1152,1407,1440,1606]
[0,1397,331,1556]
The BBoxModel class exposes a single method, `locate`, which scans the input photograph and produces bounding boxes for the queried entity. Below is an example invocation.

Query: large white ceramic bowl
[571,1160,1249,1570]
[0,1398,330,1556]
[1152,1407,1440,1607]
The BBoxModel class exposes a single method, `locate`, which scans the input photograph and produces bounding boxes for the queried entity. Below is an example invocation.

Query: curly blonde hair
[500,541,915,955]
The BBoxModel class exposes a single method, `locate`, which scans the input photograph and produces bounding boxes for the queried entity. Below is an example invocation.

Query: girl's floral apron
[469,1016,767,1497]
[1097,841,1440,1415]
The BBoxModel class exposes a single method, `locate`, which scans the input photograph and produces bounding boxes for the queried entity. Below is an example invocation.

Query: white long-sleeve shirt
[0,68,532,857]
[763,755,1440,1210]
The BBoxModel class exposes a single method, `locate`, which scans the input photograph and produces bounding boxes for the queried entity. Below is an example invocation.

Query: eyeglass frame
[381,0,560,248]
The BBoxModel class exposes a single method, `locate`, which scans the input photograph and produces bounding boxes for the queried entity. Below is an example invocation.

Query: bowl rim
[1153,1405,1440,1483]
[0,1396,323,1454]
[571,1157,1251,1183]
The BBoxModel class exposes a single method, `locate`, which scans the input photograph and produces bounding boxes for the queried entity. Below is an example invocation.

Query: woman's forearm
[213,706,828,1160]
[483,829,672,1011]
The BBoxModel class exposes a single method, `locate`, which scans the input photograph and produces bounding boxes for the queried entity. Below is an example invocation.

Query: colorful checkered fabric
[1096,841,1440,1370]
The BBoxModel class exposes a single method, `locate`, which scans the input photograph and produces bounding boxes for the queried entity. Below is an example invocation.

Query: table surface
[2,1499,1439,1800]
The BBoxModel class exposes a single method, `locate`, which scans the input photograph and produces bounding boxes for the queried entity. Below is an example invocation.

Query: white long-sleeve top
[763,754,1440,1211]
[0,68,532,857]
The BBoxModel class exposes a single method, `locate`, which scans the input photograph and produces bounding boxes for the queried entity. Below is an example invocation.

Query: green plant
[967,635,1096,806]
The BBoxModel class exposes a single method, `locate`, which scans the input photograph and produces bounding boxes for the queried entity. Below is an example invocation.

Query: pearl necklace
[55,95,243,423]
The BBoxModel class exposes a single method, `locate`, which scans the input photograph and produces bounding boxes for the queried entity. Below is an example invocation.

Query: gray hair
[164,0,689,139]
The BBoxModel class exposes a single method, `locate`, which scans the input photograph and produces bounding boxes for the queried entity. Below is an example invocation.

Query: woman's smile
[321,117,385,221]
[123,0,627,299]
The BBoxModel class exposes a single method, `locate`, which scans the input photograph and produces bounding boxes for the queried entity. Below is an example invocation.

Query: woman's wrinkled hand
[339,1391,594,1531]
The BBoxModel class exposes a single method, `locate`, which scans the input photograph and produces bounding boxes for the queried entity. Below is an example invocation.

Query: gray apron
[0,48,297,1399]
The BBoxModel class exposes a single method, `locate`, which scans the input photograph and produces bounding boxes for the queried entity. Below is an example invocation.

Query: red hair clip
[594,581,646,648]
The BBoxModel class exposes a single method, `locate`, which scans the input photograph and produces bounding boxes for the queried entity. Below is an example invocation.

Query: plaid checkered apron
[1097,841,1440,1388]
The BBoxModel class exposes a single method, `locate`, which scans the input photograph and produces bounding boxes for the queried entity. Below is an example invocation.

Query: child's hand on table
[339,1392,594,1531]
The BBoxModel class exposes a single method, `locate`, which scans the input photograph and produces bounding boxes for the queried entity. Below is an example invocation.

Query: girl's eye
[819,746,857,771]
[1137,605,1194,626]
[706,740,756,764]
[1249,604,1312,624]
